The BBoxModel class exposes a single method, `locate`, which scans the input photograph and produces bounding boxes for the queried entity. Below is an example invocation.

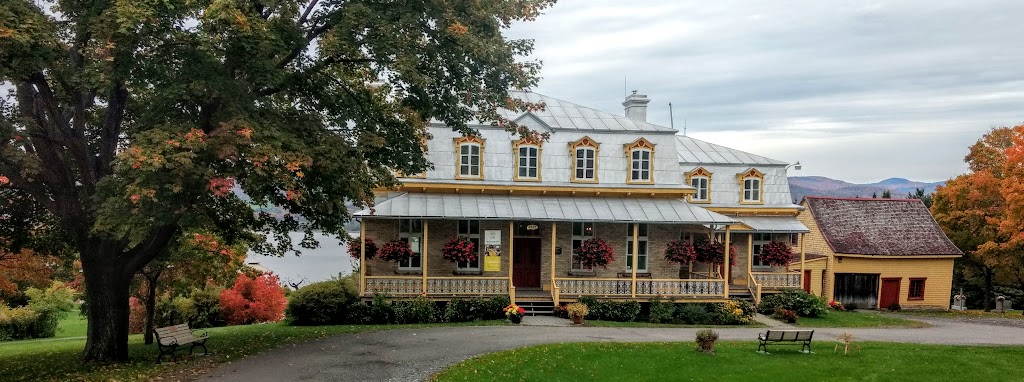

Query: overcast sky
[507,0,1024,183]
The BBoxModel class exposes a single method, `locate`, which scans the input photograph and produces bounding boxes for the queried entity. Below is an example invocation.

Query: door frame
[879,277,902,310]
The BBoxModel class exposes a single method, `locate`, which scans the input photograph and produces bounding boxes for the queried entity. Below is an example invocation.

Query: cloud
[508,0,1024,182]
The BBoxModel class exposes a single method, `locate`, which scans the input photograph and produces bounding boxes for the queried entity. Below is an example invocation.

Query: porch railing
[751,272,801,289]
[747,273,763,306]
[364,276,509,296]
[554,278,725,297]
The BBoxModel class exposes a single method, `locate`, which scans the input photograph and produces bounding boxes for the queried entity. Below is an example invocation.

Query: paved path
[197,318,1024,382]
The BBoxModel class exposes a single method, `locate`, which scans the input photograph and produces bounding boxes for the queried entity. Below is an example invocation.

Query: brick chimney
[622,90,651,122]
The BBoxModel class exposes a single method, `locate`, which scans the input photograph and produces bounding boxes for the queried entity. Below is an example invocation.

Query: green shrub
[393,296,436,324]
[345,302,373,324]
[674,303,710,324]
[647,297,675,324]
[188,286,224,328]
[757,290,829,317]
[0,305,40,341]
[710,299,755,325]
[370,294,395,324]
[443,299,475,322]
[24,282,75,338]
[577,297,640,322]
[286,279,359,326]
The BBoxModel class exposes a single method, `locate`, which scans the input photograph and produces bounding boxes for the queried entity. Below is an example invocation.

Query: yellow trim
[737,168,765,205]
[706,207,801,215]
[454,136,485,180]
[624,138,656,185]
[391,181,694,198]
[685,167,712,203]
[835,254,962,259]
[512,137,543,182]
[569,136,600,183]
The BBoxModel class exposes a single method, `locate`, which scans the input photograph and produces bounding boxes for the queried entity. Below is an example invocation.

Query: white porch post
[631,223,639,298]
[359,221,366,296]
[723,225,731,299]
[422,219,428,295]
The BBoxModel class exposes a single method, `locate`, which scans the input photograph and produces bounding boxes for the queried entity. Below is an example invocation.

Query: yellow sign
[484,255,501,272]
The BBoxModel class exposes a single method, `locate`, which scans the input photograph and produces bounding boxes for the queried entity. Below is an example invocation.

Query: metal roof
[354,193,738,224]
[489,91,677,133]
[730,216,809,233]
[675,136,787,165]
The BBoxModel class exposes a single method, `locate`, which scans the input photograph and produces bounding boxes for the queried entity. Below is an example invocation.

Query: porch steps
[729,288,756,304]
[517,300,555,316]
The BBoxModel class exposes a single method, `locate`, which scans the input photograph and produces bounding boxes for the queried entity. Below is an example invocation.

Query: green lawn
[0,319,507,382]
[54,314,88,339]
[584,320,766,328]
[432,342,1024,382]
[794,310,930,328]
[899,309,1024,320]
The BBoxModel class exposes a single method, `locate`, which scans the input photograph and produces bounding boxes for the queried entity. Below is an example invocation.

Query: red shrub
[218,273,287,325]
[128,297,147,334]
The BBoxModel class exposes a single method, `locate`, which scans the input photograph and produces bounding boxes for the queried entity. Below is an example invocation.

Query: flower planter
[509,314,522,324]
[698,340,716,353]
[570,315,585,325]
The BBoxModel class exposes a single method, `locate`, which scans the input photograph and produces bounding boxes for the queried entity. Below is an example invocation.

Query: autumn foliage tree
[219,273,287,325]
[0,0,553,362]
[932,125,1024,310]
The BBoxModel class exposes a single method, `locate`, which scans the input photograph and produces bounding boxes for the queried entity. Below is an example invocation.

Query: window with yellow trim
[624,138,655,184]
[569,137,600,183]
[513,138,542,181]
[454,136,485,180]
[686,167,712,203]
[737,168,765,204]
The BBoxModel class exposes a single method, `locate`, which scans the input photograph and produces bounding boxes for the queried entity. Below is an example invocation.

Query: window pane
[529,168,537,177]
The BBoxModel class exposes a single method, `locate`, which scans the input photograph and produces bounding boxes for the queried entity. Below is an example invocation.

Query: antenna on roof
[684,118,687,136]
[669,102,675,130]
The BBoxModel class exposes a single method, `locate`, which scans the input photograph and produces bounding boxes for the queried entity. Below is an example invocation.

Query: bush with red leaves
[219,273,287,325]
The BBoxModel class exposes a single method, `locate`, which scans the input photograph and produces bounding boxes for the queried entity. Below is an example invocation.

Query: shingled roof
[803,197,963,256]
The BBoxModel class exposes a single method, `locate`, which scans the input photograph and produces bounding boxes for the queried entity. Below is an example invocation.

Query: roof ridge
[508,90,677,132]
[804,196,922,202]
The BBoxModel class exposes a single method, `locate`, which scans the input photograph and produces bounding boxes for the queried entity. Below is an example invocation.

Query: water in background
[244,231,355,285]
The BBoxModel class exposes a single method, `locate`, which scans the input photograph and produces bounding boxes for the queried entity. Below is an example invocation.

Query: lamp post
[786,161,802,171]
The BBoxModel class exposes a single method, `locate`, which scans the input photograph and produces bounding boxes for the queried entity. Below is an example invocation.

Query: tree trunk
[81,260,133,363]
[144,276,158,345]
[983,267,994,312]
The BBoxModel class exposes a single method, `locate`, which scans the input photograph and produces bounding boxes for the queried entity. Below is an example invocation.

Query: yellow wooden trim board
[390,181,695,198]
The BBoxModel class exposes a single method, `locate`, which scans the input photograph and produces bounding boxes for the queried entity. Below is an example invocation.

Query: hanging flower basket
[664,240,697,265]
[379,240,415,263]
[760,241,795,267]
[573,237,615,269]
[346,236,378,260]
[694,238,738,266]
[441,237,478,263]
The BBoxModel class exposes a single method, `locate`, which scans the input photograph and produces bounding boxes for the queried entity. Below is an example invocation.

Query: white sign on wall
[484,230,501,247]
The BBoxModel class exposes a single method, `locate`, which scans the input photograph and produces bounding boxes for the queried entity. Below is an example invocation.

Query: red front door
[513,238,542,288]
[879,278,901,309]
[803,270,812,293]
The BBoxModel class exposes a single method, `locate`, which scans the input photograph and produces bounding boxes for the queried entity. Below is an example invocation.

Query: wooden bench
[154,324,209,364]
[757,329,814,353]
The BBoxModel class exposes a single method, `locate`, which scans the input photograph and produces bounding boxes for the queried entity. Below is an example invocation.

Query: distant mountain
[789,176,944,202]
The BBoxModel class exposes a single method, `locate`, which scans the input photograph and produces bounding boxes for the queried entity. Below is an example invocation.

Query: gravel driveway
[196,318,1024,382]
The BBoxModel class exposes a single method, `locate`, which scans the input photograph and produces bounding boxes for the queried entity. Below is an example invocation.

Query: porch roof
[354,192,738,224]
[730,215,809,233]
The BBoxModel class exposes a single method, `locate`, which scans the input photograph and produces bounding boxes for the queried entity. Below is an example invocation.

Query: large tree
[0,0,552,362]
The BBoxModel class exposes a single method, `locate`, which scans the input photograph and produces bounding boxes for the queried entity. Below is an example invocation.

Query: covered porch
[354,193,807,305]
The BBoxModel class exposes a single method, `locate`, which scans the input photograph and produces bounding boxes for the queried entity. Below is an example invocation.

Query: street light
[786,161,802,171]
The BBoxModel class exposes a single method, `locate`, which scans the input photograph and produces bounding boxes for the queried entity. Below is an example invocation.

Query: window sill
[454,269,482,276]
[395,270,422,275]
[568,270,596,277]
[617,272,652,278]
[907,297,925,301]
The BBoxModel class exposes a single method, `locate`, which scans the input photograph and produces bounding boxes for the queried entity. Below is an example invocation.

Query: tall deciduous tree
[0,0,552,362]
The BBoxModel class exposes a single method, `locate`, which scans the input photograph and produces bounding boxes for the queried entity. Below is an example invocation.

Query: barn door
[803,270,812,293]
[879,278,902,310]
[833,273,879,309]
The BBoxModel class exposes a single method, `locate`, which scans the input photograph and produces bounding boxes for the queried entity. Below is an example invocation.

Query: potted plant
[566,302,589,325]
[759,241,795,267]
[379,240,414,263]
[504,304,525,324]
[346,236,378,260]
[664,240,697,265]
[695,329,719,353]
[573,238,615,269]
[441,237,478,264]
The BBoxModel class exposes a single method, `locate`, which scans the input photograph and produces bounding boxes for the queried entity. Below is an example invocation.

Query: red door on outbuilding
[879,278,902,309]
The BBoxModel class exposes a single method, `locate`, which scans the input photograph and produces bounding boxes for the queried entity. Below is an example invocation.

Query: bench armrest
[191,329,209,339]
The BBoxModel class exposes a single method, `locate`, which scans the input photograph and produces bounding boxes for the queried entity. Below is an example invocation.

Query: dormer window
[569,136,600,183]
[454,136,485,180]
[513,138,542,181]
[737,168,765,204]
[686,167,712,203]
[624,138,655,184]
